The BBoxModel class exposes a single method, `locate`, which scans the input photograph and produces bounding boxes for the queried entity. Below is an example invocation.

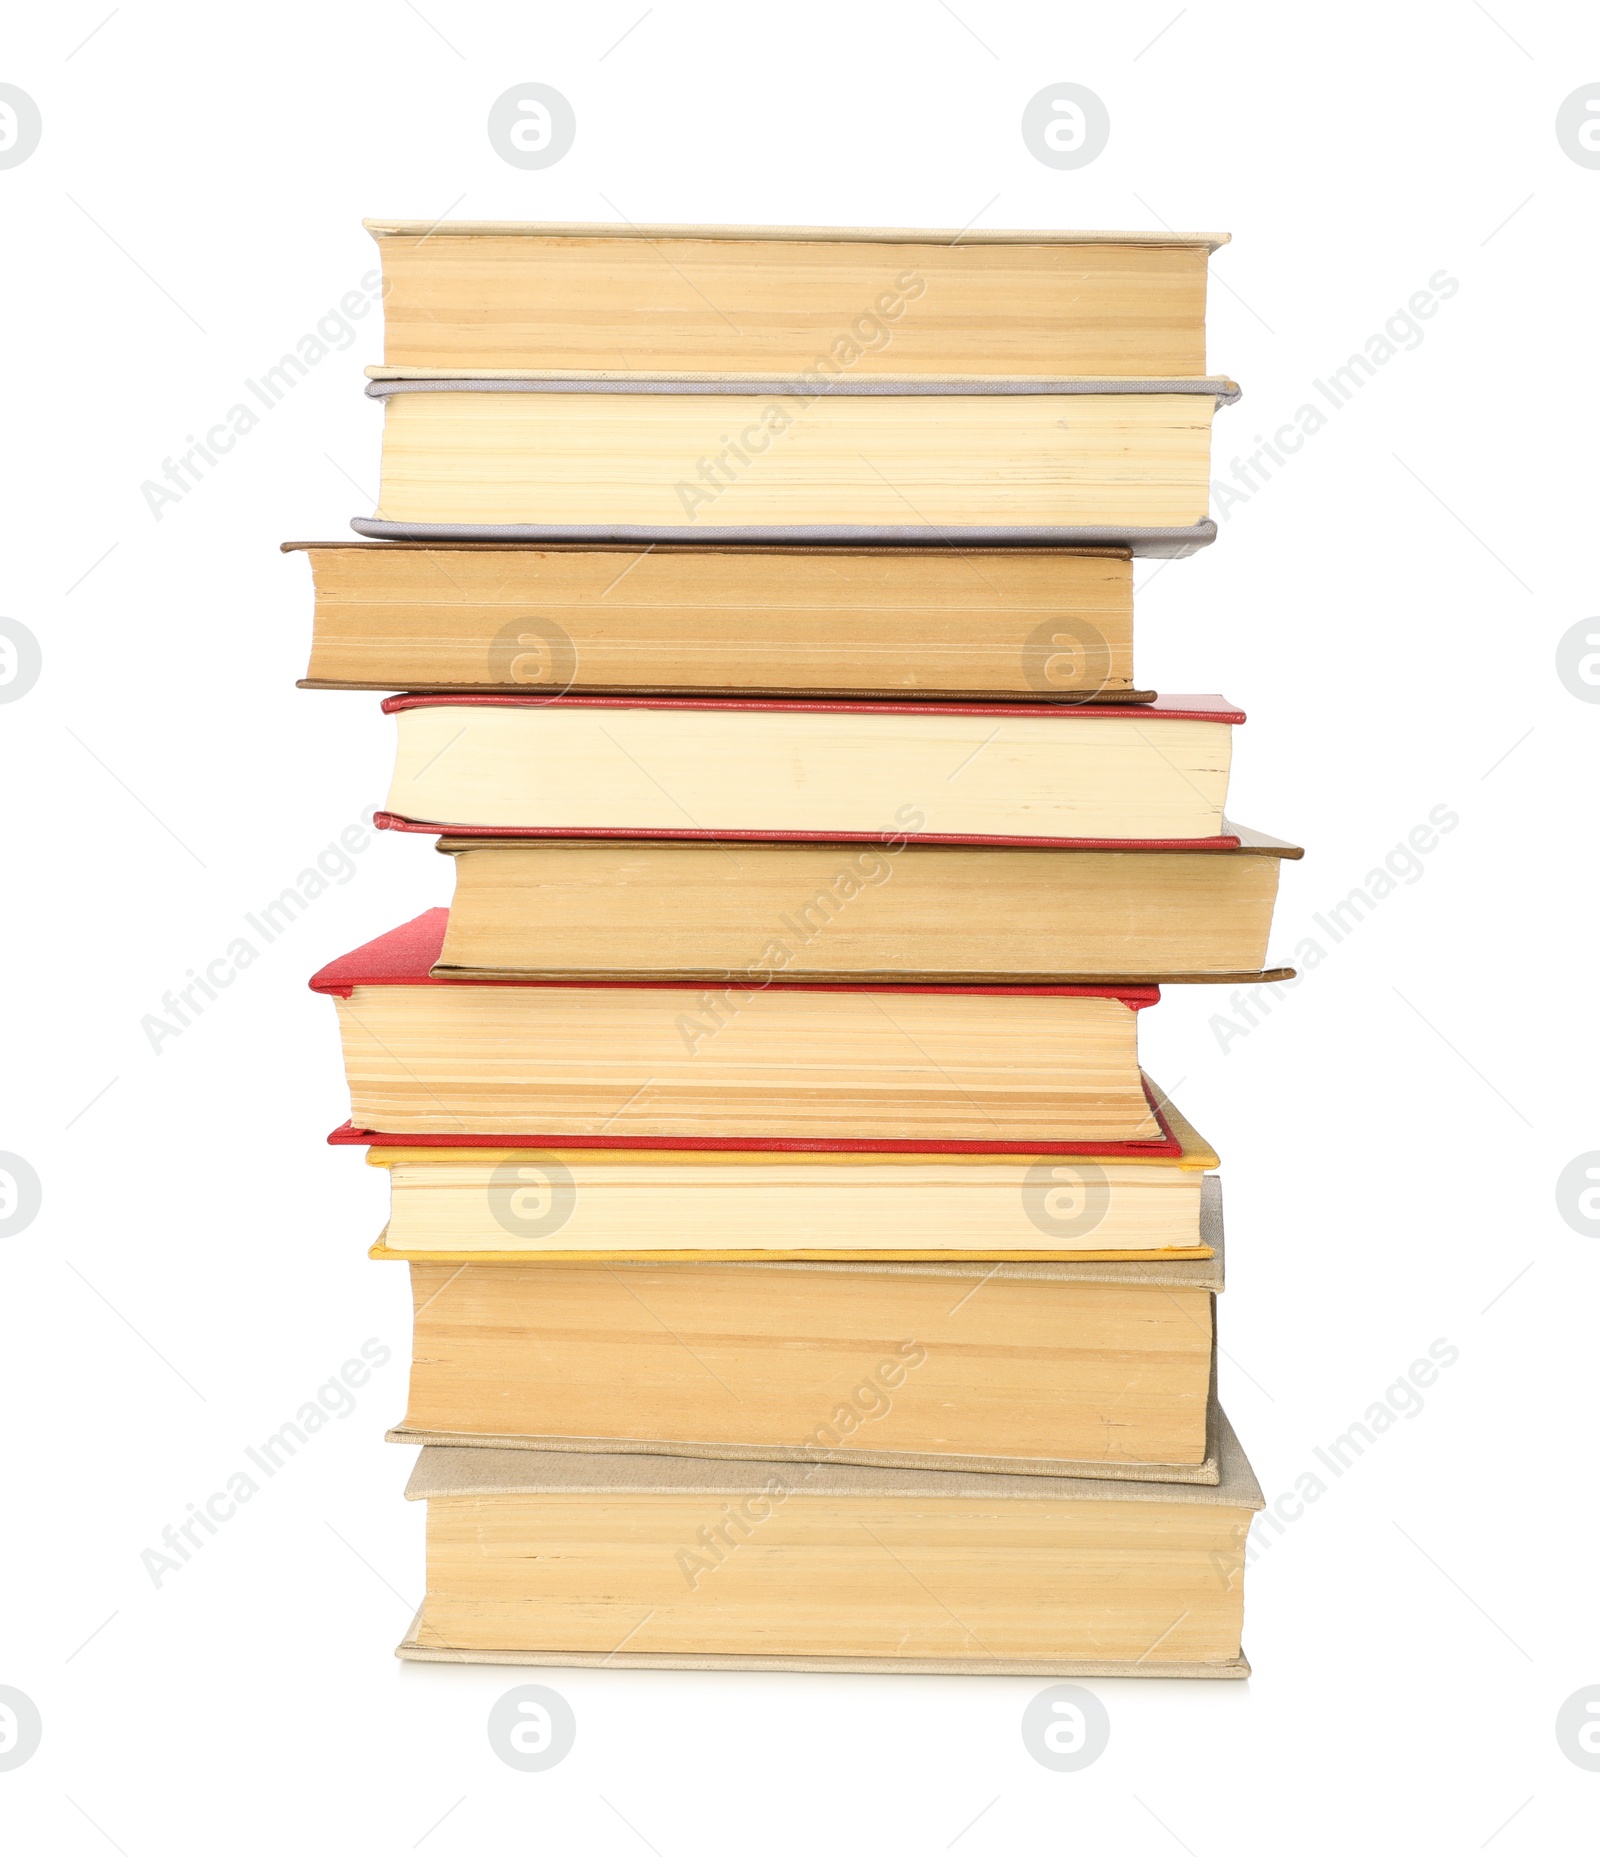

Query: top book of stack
[363,220,1229,377]
[352,222,1236,552]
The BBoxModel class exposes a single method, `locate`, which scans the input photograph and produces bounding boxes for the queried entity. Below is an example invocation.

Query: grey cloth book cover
[355,373,1231,552]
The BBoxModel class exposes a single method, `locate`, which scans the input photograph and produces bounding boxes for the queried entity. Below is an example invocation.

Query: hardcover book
[351,374,1236,549]
[384,1177,1227,1481]
[311,911,1173,1146]
[376,693,1246,843]
[364,220,1229,378]
[288,540,1151,703]
[427,829,1300,984]
[357,1085,1217,1260]
[397,1412,1261,1676]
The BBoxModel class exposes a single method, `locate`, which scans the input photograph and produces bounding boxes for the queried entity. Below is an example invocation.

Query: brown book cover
[428,827,1302,987]
[286,540,1155,704]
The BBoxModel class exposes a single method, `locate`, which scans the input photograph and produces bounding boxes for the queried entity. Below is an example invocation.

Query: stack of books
[296,220,1297,1678]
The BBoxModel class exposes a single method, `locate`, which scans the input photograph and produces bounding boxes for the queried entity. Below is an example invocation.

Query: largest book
[398,1415,1261,1676]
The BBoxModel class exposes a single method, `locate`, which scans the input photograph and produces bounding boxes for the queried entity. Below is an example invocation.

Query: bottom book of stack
[397,1417,1262,1677]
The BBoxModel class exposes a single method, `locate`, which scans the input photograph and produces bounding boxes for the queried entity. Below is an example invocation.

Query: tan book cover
[385,1179,1225,1483]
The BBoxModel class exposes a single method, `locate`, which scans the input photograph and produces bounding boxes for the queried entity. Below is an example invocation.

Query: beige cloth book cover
[397,1406,1261,1678]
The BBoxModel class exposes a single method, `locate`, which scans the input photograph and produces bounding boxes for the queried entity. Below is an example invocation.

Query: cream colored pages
[372,390,1218,530]
[380,1157,1205,1255]
[387,704,1232,837]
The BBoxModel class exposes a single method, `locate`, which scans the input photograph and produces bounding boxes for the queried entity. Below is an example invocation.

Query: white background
[1,2,1595,1849]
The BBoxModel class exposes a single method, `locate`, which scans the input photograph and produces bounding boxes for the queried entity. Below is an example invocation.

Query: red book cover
[312,911,1176,1157]
[322,1094,1181,1157]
